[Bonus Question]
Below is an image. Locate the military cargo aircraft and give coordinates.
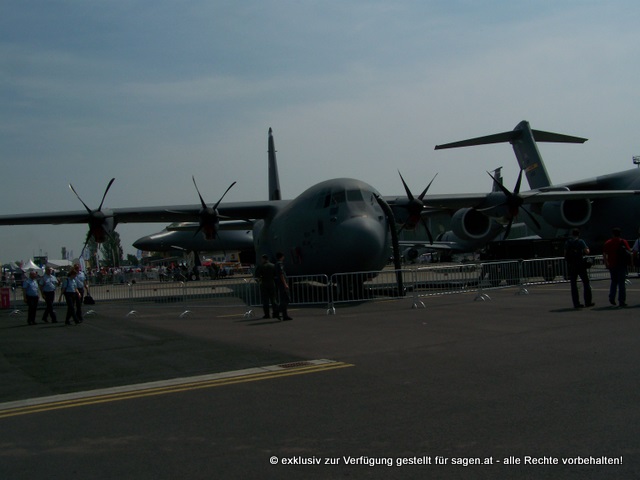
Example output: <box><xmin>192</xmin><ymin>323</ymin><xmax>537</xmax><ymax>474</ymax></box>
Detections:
<box><xmin>0</xmin><ymin>124</ymin><xmax>637</xmax><ymax>278</ymax></box>
<box><xmin>434</xmin><ymin>120</ymin><xmax>640</xmax><ymax>251</ymax></box>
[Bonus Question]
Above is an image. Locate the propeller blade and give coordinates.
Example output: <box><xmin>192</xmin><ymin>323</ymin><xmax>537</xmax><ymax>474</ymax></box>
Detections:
<box><xmin>520</xmin><ymin>206</ymin><xmax>542</xmax><ymax>230</ymax></box>
<box><xmin>69</xmin><ymin>184</ymin><xmax>92</xmax><ymax>214</ymax></box>
<box><xmin>420</xmin><ymin>218</ymin><xmax>434</xmax><ymax>244</ymax></box>
<box><xmin>213</xmin><ymin>181</ymin><xmax>237</xmax><ymax>210</ymax></box>
<box><xmin>192</xmin><ymin>176</ymin><xmax>207</xmax><ymax>209</ymax></box>
<box><xmin>97</xmin><ymin>178</ymin><xmax>115</xmax><ymax>211</ymax></box>
<box><xmin>503</xmin><ymin>218</ymin><xmax>514</xmax><ymax>240</ymax></box>
<box><xmin>513</xmin><ymin>169</ymin><xmax>523</xmax><ymax>195</ymax></box>
<box><xmin>418</xmin><ymin>173</ymin><xmax>438</xmax><ymax>200</ymax></box>
<box><xmin>398</xmin><ymin>171</ymin><xmax>415</xmax><ymax>201</ymax></box>
<box><xmin>80</xmin><ymin>233</ymin><xmax>91</xmax><ymax>259</ymax></box>
<box><xmin>486</xmin><ymin>171</ymin><xmax>511</xmax><ymax>198</ymax></box>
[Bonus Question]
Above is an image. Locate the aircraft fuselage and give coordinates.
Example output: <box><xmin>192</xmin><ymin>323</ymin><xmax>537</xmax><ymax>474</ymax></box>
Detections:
<box><xmin>253</xmin><ymin>178</ymin><xmax>391</xmax><ymax>277</ymax></box>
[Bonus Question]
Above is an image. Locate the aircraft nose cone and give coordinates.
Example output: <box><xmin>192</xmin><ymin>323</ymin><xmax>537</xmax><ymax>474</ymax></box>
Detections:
<box><xmin>133</xmin><ymin>235</ymin><xmax>155</xmax><ymax>251</ymax></box>
<box><xmin>335</xmin><ymin>216</ymin><xmax>388</xmax><ymax>271</ymax></box>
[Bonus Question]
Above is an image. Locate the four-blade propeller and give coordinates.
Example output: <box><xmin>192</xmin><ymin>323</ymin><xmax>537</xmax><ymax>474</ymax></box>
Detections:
<box><xmin>485</xmin><ymin>169</ymin><xmax>541</xmax><ymax>239</ymax></box>
<box><xmin>68</xmin><ymin>178</ymin><xmax>116</xmax><ymax>255</ymax></box>
<box><xmin>192</xmin><ymin>176</ymin><xmax>237</xmax><ymax>240</ymax></box>
<box><xmin>396</xmin><ymin>170</ymin><xmax>437</xmax><ymax>244</ymax></box>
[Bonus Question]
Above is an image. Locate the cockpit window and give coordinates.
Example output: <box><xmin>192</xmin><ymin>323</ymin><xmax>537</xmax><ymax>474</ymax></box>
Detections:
<box><xmin>347</xmin><ymin>189</ymin><xmax>365</xmax><ymax>204</ymax></box>
<box><xmin>318</xmin><ymin>188</ymin><xmax>368</xmax><ymax>210</ymax></box>
<box><xmin>331</xmin><ymin>190</ymin><xmax>346</xmax><ymax>205</ymax></box>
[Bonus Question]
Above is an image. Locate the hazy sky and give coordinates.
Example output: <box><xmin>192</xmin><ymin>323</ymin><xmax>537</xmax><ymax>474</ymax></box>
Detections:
<box><xmin>2</xmin><ymin>0</ymin><xmax>639</xmax><ymax>263</ymax></box>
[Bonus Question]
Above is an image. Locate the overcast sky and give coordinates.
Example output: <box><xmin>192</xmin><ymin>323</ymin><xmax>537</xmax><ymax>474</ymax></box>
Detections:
<box><xmin>2</xmin><ymin>0</ymin><xmax>639</xmax><ymax>263</ymax></box>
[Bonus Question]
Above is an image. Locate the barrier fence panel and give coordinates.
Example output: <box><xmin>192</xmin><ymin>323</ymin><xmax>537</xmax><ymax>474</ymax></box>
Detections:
<box><xmin>85</xmin><ymin>276</ymin><xmax>258</xmax><ymax>316</ymax></box>
<box><xmin>413</xmin><ymin>263</ymin><xmax>482</xmax><ymax>299</ymax></box>
<box><xmin>586</xmin><ymin>255</ymin><xmax>609</xmax><ymax>281</ymax></box>
<box><xmin>330</xmin><ymin>269</ymin><xmax>407</xmax><ymax>307</ymax></box>
<box><xmin>288</xmin><ymin>275</ymin><xmax>331</xmax><ymax>307</ymax></box>
<box><xmin>520</xmin><ymin>257</ymin><xmax>568</xmax><ymax>285</ymax></box>
<box><xmin>519</xmin><ymin>255</ymin><xmax>607</xmax><ymax>287</ymax></box>
<box><xmin>247</xmin><ymin>274</ymin><xmax>331</xmax><ymax>311</ymax></box>
<box><xmin>477</xmin><ymin>260</ymin><xmax>524</xmax><ymax>289</ymax></box>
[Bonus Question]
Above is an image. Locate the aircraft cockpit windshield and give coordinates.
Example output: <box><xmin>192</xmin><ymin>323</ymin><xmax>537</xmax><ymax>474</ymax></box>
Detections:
<box><xmin>318</xmin><ymin>188</ymin><xmax>369</xmax><ymax>212</ymax></box>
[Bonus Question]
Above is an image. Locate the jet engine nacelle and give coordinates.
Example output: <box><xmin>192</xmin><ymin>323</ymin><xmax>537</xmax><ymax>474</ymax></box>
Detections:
<box><xmin>450</xmin><ymin>208</ymin><xmax>493</xmax><ymax>241</ymax></box>
<box><xmin>403</xmin><ymin>247</ymin><xmax>420</xmax><ymax>262</ymax></box>
<box><xmin>540</xmin><ymin>199</ymin><xmax>591</xmax><ymax>229</ymax></box>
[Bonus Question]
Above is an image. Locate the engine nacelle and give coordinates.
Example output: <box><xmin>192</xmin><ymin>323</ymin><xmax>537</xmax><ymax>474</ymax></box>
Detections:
<box><xmin>88</xmin><ymin>212</ymin><xmax>116</xmax><ymax>244</ymax></box>
<box><xmin>450</xmin><ymin>208</ymin><xmax>493</xmax><ymax>241</ymax></box>
<box><xmin>403</xmin><ymin>247</ymin><xmax>420</xmax><ymax>261</ymax></box>
<box><xmin>540</xmin><ymin>199</ymin><xmax>591</xmax><ymax>229</ymax></box>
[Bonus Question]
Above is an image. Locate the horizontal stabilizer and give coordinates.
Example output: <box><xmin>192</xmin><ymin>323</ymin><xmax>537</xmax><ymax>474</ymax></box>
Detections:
<box><xmin>435</xmin><ymin>128</ymin><xmax>587</xmax><ymax>150</ymax></box>
<box><xmin>435</xmin><ymin>131</ymin><xmax>515</xmax><ymax>150</ymax></box>
<box><xmin>530</xmin><ymin>130</ymin><xmax>587</xmax><ymax>144</ymax></box>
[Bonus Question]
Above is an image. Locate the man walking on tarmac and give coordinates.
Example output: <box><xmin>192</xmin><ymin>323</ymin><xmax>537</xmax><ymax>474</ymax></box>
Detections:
<box><xmin>564</xmin><ymin>228</ymin><xmax>594</xmax><ymax>309</ymax></box>
<box><xmin>603</xmin><ymin>227</ymin><xmax>631</xmax><ymax>307</ymax></box>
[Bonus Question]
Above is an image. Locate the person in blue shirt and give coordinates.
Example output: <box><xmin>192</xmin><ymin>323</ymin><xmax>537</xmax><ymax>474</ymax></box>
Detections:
<box><xmin>22</xmin><ymin>270</ymin><xmax>40</xmax><ymax>325</ymax></box>
<box><xmin>59</xmin><ymin>270</ymin><xmax>81</xmax><ymax>325</ymax></box>
<box><xmin>73</xmin><ymin>264</ymin><xmax>88</xmax><ymax>322</ymax></box>
<box><xmin>38</xmin><ymin>266</ymin><xmax>59</xmax><ymax>323</ymax></box>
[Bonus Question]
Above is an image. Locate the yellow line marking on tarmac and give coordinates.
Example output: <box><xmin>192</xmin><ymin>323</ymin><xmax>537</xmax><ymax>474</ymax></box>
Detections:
<box><xmin>0</xmin><ymin>360</ymin><xmax>353</xmax><ymax>419</ymax></box>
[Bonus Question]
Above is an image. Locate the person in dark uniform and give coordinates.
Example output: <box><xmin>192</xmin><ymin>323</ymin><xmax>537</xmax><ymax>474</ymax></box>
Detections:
<box><xmin>39</xmin><ymin>266</ymin><xmax>59</xmax><ymax>323</ymax></box>
<box><xmin>254</xmin><ymin>254</ymin><xmax>277</xmax><ymax>319</ymax></box>
<box><xmin>564</xmin><ymin>228</ymin><xmax>594</xmax><ymax>309</ymax></box>
<box><xmin>274</xmin><ymin>252</ymin><xmax>292</xmax><ymax>321</ymax></box>
<box><xmin>22</xmin><ymin>270</ymin><xmax>40</xmax><ymax>325</ymax></box>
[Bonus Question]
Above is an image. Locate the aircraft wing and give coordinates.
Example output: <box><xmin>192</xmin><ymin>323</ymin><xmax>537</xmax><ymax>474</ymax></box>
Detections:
<box><xmin>115</xmin><ymin>201</ymin><xmax>283</xmax><ymax>223</ymax></box>
<box><xmin>0</xmin><ymin>210</ymin><xmax>90</xmax><ymax>226</ymax></box>
<box><xmin>2</xmin><ymin>189</ymin><xmax>637</xmax><ymax>227</ymax></box>
<box><xmin>0</xmin><ymin>201</ymin><xmax>283</xmax><ymax>226</ymax></box>
<box><xmin>384</xmin><ymin>189</ymin><xmax>640</xmax><ymax>210</ymax></box>
<box><xmin>518</xmin><ymin>189</ymin><xmax>640</xmax><ymax>203</ymax></box>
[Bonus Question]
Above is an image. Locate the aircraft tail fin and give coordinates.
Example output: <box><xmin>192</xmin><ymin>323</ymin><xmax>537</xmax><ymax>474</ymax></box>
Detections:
<box><xmin>435</xmin><ymin>120</ymin><xmax>587</xmax><ymax>190</ymax></box>
<box><xmin>490</xmin><ymin>167</ymin><xmax>503</xmax><ymax>193</ymax></box>
<box><xmin>268</xmin><ymin>128</ymin><xmax>281</xmax><ymax>201</ymax></box>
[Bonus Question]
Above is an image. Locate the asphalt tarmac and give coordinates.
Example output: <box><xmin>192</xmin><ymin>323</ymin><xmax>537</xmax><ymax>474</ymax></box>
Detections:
<box><xmin>1</xmin><ymin>281</ymin><xmax>639</xmax><ymax>479</ymax></box>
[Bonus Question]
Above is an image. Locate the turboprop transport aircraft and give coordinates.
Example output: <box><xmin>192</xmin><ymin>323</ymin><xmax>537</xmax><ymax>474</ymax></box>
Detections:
<box><xmin>0</xmin><ymin>124</ymin><xmax>638</xmax><ymax>278</ymax></box>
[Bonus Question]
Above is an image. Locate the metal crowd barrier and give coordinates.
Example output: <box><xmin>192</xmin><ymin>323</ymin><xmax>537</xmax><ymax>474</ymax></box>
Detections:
<box><xmin>245</xmin><ymin>274</ymin><xmax>331</xmax><ymax>317</ymax></box>
<box><xmin>2</xmin><ymin>256</ymin><xmax>617</xmax><ymax>317</ymax></box>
